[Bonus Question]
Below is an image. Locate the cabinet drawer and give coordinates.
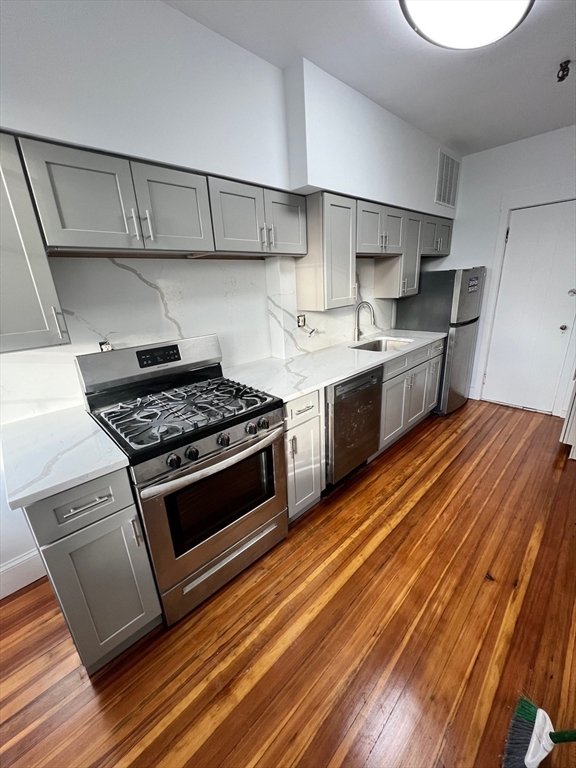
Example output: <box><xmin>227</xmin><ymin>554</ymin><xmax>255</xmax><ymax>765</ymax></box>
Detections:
<box><xmin>430</xmin><ymin>339</ymin><xmax>445</xmax><ymax>357</ymax></box>
<box><xmin>409</xmin><ymin>344</ymin><xmax>432</xmax><ymax>367</ymax></box>
<box><xmin>383</xmin><ymin>353</ymin><xmax>409</xmax><ymax>381</ymax></box>
<box><xmin>25</xmin><ymin>469</ymin><xmax>134</xmax><ymax>546</ymax></box>
<box><xmin>285</xmin><ymin>391</ymin><xmax>320</xmax><ymax>429</ymax></box>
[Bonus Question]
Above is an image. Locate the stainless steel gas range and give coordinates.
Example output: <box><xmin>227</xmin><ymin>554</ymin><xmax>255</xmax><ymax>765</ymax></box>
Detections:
<box><xmin>76</xmin><ymin>335</ymin><xmax>287</xmax><ymax>625</ymax></box>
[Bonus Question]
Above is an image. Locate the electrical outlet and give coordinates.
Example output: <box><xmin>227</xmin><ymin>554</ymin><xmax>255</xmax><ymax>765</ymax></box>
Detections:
<box><xmin>297</xmin><ymin>314</ymin><xmax>306</xmax><ymax>328</ymax></box>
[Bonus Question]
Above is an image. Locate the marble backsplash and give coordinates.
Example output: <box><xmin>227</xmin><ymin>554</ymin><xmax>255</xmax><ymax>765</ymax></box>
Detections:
<box><xmin>0</xmin><ymin>256</ymin><xmax>393</xmax><ymax>425</ymax></box>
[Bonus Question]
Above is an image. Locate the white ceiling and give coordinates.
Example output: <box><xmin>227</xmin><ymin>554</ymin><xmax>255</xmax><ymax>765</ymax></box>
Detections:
<box><xmin>163</xmin><ymin>0</ymin><xmax>576</xmax><ymax>156</ymax></box>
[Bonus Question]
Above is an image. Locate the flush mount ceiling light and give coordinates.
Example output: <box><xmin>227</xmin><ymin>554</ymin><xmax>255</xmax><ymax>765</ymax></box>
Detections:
<box><xmin>400</xmin><ymin>0</ymin><xmax>535</xmax><ymax>49</ymax></box>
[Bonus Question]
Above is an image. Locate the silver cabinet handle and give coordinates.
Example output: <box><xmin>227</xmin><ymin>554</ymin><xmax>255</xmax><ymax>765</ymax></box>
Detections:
<box><xmin>130</xmin><ymin>517</ymin><xmax>142</xmax><ymax>547</ymax></box>
<box><xmin>130</xmin><ymin>208</ymin><xmax>141</xmax><ymax>241</ymax></box>
<box><xmin>383</xmin><ymin>231</ymin><xmax>389</xmax><ymax>251</ymax></box>
<box><xmin>439</xmin><ymin>237</ymin><xmax>443</xmax><ymax>251</ymax></box>
<box><xmin>380</xmin><ymin>232</ymin><xmax>384</xmax><ymax>249</ymax></box>
<box><xmin>402</xmin><ymin>278</ymin><xmax>408</xmax><ymax>294</ymax></box>
<box><xmin>405</xmin><ymin>376</ymin><xmax>411</xmax><ymax>390</ymax></box>
<box><xmin>261</xmin><ymin>225</ymin><xmax>268</xmax><ymax>250</ymax></box>
<box><xmin>292</xmin><ymin>435</ymin><xmax>297</xmax><ymax>455</ymax></box>
<box><xmin>63</xmin><ymin>495</ymin><xmax>111</xmax><ymax>519</ymax></box>
<box><xmin>268</xmin><ymin>225</ymin><xmax>275</xmax><ymax>248</ymax></box>
<box><xmin>295</xmin><ymin>403</ymin><xmax>314</xmax><ymax>416</ymax></box>
<box><xmin>145</xmin><ymin>209</ymin><xmax>155</xmax><ymax>241</ymax></box>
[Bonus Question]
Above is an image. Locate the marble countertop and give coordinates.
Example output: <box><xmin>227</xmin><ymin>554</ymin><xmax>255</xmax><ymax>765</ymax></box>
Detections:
<box><xmin>1</xmin><ymin>406</ymin><xmax>128</xmax><ymax>510</ymax></box>
<box><xmin>225</xmin><ymin>329</ymin><xmax>446</xmax><ymax>403</ymax></box>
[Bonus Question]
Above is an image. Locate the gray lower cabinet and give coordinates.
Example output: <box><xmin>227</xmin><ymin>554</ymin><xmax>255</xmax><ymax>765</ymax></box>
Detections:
<box><xmin>284</xmin><ymin>391</ymin><xmax>323</xmax><ymax>521</ymax></box>
<box><xmin>421</xmin><ymin>215</ymin><xmax>453</xmax><ymax>256</ymax></box>
<box><xmin>296</xmin><ymin>192</ymin><xmax>357</xmax><ymax>310</ymax></box>
<box><xmin>131</xmin><ymin>162</ymin><xmax>214</xmax><ymax>252</ymax></box>
<box><xmin>0</xmin><ymin>133</ymin><xmax>69</xmax><ymax>353</ymax></box>
<box><xmin>285</xmin><ymin>416</ymin><xmax>323</xmax><ymax>521</ymax></box>
<box><xmin>426</xmin><ymin>356</ymin><xmax>442</xmax><ymax>412</ymax></box>
<box><xmin>209</xmin><ymin>178</ymin><xmax>307</xmax><ymax>255</ymax></box>
<box><xmin>373</xmin><ymin>212</ymin><xmax>422</xmax><ymax>298</ymax></box>
<box><xmin>19</xmin><ymin>138</ymin><xmax>142</xmax><ymax>250</ymax></box>
<box><xmin>40</xmin><ymin>504</ymin><xmax>161</xmax><ymax>674</ymax></box>
<box><xmin>380</xmin><ymin>350</ymin><xmax>443</xmax><ymax>450</ymax></box>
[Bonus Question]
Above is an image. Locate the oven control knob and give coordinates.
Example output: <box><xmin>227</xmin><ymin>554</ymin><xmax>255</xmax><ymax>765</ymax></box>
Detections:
<box><xmin>185</xmin><ymin>446</ymin><xmax>199</xmax><ymax>461</ymax></box>
<box><xmin>245</xmin><ymin>422</ymin><xmax>258</xmax><ymax>435</ymax></box>
<box><xmin>166</xmin><ymin>453</ymin><xmax>181</xmax><ymax>470</ymax></box>
<box><xmin>217</xmin><ymin>433</ymin><xmax>231</xmax><ymax>448</ymax></box>
<box><xmin>258</xmin><ymin>416</ymin><xmax>270</xmax><ymax>430</ymax></box>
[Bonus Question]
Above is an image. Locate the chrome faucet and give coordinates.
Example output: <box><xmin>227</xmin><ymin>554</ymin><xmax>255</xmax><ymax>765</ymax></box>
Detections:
<box><xmin>354</xmin><ymin>301</ymin><xmax>376</xmax><ymax>342</ymax></box>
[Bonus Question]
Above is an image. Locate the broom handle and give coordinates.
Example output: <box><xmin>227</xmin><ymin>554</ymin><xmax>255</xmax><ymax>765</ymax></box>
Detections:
<box><xmin>550</xmin><ymin>730</ymin><xmax>576</xmax><ymax>743</ymax></box>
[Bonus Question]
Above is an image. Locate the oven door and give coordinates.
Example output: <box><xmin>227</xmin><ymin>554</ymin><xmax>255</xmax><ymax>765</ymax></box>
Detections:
<box><xmin>137</xmin><ymin>427</ymin><xmax>287</xmax><ymax>594</ymax></box>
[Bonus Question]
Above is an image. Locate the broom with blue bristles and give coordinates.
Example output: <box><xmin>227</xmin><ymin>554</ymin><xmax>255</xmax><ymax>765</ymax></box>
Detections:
<box><xmin>502</xmin><ymin>696</ymin><xmax>576</xmax><ymax>767</ymax></box>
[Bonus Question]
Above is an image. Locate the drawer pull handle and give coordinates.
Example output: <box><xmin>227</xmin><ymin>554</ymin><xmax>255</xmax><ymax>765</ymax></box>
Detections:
<box><xmin>63</xmin><ymin>495</ymin><xmax>111</xmax><ymax>519</ymax></box>
<box><xmin>295</xmin><ymin>404</ymin><xmax>314</xmax><ymax>416</ymax></box>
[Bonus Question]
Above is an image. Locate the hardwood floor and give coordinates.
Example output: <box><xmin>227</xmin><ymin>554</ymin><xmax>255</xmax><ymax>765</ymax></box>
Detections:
<box><xmin>1</xmin><ymin>401</ymin><xmax>574</xmax><ymax>768</ymax></box>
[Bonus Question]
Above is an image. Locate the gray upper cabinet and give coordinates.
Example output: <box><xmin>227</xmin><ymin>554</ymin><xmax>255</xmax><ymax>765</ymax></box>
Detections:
<box><xmin>421</xmin><ymin>215</ymin><xmax>453</xmax><ymax>256</ymax></box>
<box><xmin>356</xmin><ymin>201</ymin><xmax>406</xmax><ymax>255</ymax></box>
<box><xmin>209</xmin><ymin>177</ymin><xmax>267</xmax><ymax>253</ymax></box>
<box><xmin>131</xmin><ymin>163</ymin><xmax>214</xmax><ymax>252</ymax></box>
<box><xmin>373</xmin><ymin>212</ymin><xmax>422</xmax><ymax>299</ymax></box>
<box><xmin>356</xmin><ymin>200</ymin><xmax>383</xmax><ymax>254</ymax></box>
<box><xmin>295</xmin><ymin>192</ymin><xmax>356</xmax><ymax>311</ymax></box>
<box><xmin>0</xmin><ymin>133</ymin><xmax>69</xmax><ymax>353</ymax></box>
<box><xmin>19</xmin><ymin>138</ymin><xmax>142</xmax><ymax>250</ymax></box>
<box><xmin>209</xmin><ymin>178</ymin><xmax>306</xmax><ymax>255</ymax></box>
<box><xmin>264</xmin><ymin>189</ymin><xmax>307</xmax><ymax>255</ymax></box>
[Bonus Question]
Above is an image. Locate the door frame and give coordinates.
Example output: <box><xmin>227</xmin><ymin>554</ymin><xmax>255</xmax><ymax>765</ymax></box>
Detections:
<box><xmin>478</xmin><ymin>185</ymin><xmax>576</xmax><ymax>414</ymax></box>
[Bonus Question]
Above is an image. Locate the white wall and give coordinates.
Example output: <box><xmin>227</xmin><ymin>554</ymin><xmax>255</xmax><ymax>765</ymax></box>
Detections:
<box><xmin>285</xmin><ymin>59</ymin><xmax>460</xmax><ymax>216</ymax></box>
<box><xmin>0</xmin><ymin>0</ymin><xmax>290</xmax><ymax>189</ymax></box>
<box><xmin>423</xmin><ymin>125</ymin><xmax>576</xmax><ymax>398</ymax></box>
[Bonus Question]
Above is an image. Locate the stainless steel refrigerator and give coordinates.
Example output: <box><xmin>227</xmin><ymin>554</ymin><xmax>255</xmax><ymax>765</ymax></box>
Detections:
<box><xmin>395</xmin><ymin>267</ymin><xmax>486</xmax><ymax>415</ymax></box>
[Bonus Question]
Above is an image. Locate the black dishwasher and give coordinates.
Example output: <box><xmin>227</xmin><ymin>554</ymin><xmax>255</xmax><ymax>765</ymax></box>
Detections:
<box><xmin>326</xmin><ymin>367</ymin><xmax>383</xmax><ymax>484</ymax></box>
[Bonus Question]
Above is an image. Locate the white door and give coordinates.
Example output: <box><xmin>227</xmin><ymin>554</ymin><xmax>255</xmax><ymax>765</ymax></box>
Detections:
<box><xmin>483</xmin><ymin>200</ymin><xmax>576</xmax><ymax>414</ymax></box>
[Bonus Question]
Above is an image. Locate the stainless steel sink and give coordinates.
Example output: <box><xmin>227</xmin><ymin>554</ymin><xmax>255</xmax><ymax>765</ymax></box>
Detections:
<box><xmin>350</xmin><ymin>337</ymin><xmax>413</xmax><ymax>352</ymax></box>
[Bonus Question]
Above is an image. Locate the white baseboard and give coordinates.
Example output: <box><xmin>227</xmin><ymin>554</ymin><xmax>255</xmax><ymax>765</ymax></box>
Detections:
<box><xmin>0</xmin><ymin>549</ymin><xmax>46</xmax><ymax>600</ymax></box>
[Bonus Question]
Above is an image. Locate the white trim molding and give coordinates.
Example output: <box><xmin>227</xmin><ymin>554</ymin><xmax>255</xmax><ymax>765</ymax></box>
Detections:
<box><xmin>0</xmin><ymin>548</ymin><xmax>45</xmax><ymax>600</ymax></box>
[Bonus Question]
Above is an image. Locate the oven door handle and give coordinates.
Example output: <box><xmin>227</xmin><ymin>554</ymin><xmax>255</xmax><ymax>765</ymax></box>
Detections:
<box><xmin>139</xmin><ymin>427</ymin><xmax>284</xmax><ymax>501</ymax></box>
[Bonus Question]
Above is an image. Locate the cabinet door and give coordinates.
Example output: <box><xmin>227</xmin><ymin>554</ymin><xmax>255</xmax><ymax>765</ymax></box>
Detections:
<box><xmin>324</xmin><ymin>193</ymin><xmax>357</xmax><ymax>309</ymax></box>
<box><xmin>426</xmin><ymin>356</ymin><xmax>442</xmax><ymax>411</ymax></box>
<box><xmin>19</xmin><ymin>139</ymin><xmax>141</xmax><ymax>250</ymax></box>
<box><xmin>131</xmin><ymin>163</ymin><xmax>214</xmax><ymax>252</ymax></box>
<box><xmin>436</xmin><ymin>220</ymin><xmax>452</xmax><ymax>256</ymax></box>
<box><xmin>41</xmin><ymin>505</ymin><xmax>161</xmax><ymax>672</ymax></box>
<box><xmin>209</xmin><ymin>177</ymin><xmax>266</xmax><ymax>253</ymax></box>
<box><xmin>356</xmin><ymin>200</ymin><xmax>383</xmax><ymax>254</ymax></box>
<box><xmin>285</xmin><ymin>417</ymin><xmax>322</xmax><ymax>521</ymax></box>
<box><xmin>381</xmin><ymin>205</ymin><xmax>406</xmax><ymax>255</ymax></box>
<box><xmin>380</xmin><ymin>374</ymin><xmax>408</xmax><ymax>449</ymax></box>
<box><xmin>0</xmin><ymin>134</ymin><xmax>69</xmax><ymax>353</ymax></box>
<box><xmin>420</xmin><ymin>216</ymin><xmax>439</xmax><ymax>256</ymax></box>
<box><xmin>264</xmin><ymin>189</ymin><xmax>307</xmax><ymax>255</ymax></box>
<box><xmin>406</xmin><ymin>361</ymin><xmax>430</xmax><ymax>426</ymax></box>
<box><xmin>400</xmin><ymin>212</ymin><xmax>423</xmax><ymax>296</ymax></box>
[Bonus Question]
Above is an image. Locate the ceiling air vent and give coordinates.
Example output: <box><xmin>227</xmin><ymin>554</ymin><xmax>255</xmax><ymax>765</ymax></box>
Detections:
<box><xmin>435</xmin><ymin>151</ymin><xmax>460</xmax><ymax>208</ymax></box>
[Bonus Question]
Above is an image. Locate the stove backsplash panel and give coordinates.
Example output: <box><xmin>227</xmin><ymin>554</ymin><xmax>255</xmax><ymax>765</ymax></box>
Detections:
<box><xmin>0</xmin><ymin>257</ymin><xmax>272</xmax><ymax>425</ymax></box>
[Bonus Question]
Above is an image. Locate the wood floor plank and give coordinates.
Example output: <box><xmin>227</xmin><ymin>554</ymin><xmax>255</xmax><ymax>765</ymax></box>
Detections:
<box><xmin>1</xmin><ymin>401</ymin><xmax>574</xmax><ymax>768</ymax></box>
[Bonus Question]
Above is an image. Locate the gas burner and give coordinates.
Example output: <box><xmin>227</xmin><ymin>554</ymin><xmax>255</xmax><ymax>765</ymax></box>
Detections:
<box><xmin>98</xmin><ymin>377</ymin><xmax>274</xmax><ymax>450</ymax></box>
